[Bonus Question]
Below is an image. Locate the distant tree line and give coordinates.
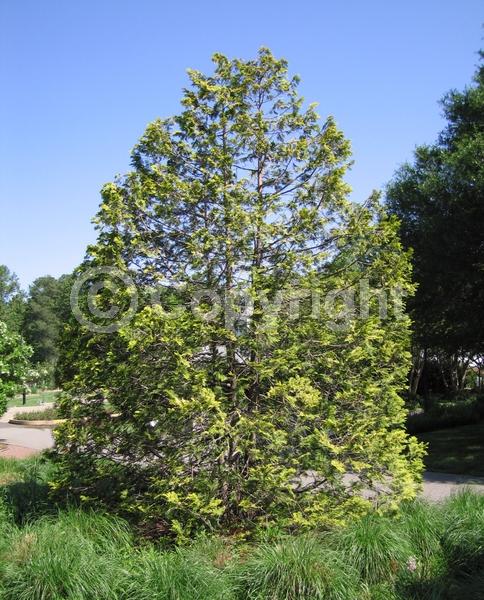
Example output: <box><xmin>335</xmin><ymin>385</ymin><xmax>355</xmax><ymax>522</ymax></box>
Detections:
<box><xmin>0</xmin><ymin>265</ymin><xmax>72</xmax><ymax>392</ymax></box>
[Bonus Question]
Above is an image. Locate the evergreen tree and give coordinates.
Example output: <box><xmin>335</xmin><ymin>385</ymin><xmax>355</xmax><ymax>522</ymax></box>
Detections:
<box><xmin>387</xmin><ymin>53</ymin><xmax>484</xmax><ymax>394</ymax></box>
<box><xmin>22</xmin><ymin>274</ymin><xmax>72</xmax><ymax>366</ymax></box>
<box><xmin>54</xmin><ymin>49</ymin><xmax>424</xmax><ymax>538</ymax></box>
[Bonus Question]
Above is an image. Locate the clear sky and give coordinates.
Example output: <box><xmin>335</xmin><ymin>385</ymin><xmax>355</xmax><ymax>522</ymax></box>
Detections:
<box><xmin>1</xmin><ymin>0</ymin><xmax>482</xmax><ymax>289</ymax></box>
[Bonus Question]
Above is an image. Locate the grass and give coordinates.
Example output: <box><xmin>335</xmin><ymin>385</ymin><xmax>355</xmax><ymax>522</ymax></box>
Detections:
<box><xmin>235</xmin><ymin>536</ymin><xmax>359</xmax><ymax>600</ymax></box>
<box><xmin>12</xmin><ymin>407</ymin><xmax>59</xmax><ymax>421</ymax></box>
<box><xmin>418</xmin><ymin>420</ymin><xmax>484</xmax><ymax>476</ymax></box>
<box><xmin>7</xmin><ymin>390</ymin><xmax>59</xmax><ymax>409</ymax></box>
<box><xmin>0</xmin><ymin>455</ymin><xmax>484</xmax><ymax>599</ymax></box>
<box><xmin>333</xmin><ymin>512</ymin><xmax>413</xmax><ymax>585</ymax></box>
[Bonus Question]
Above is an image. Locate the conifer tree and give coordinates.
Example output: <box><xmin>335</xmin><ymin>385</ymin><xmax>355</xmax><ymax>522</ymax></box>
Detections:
<box><xmin>54</xmin><ymin>49</ymin><xmax>424</xmax><ymax>538</ymax></box>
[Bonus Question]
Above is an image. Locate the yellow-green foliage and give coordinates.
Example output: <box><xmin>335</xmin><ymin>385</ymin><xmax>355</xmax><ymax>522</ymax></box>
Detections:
<box><xmin>53</xmin><ymin>49</ymin><xmax>424</xmax><ymax>538</ymax></box>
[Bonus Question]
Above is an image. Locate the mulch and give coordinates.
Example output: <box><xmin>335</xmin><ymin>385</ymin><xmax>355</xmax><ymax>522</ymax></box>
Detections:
<box><xmin>0</xmin><ymin>444</ymin><xmax>41</xmax><ymax>459</ymax></box>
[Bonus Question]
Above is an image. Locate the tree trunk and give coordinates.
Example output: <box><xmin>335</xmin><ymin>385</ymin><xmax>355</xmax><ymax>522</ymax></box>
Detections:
<box><xmin>409</xmin><ymin>347</ymin><xmax>426</xmax><ymax>396</ymax></box>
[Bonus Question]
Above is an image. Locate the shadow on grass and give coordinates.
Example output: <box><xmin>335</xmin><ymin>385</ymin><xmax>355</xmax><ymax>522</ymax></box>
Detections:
<box><xmin>0</xmin><ymin>457</ymin><xmax>61</xmax><ymax>525</ymax></box>
<box><xmin>418</xmin><ymin>421</ymin><xmax>484</xmax><ymax>477</ymax></box>
<box><xmin>398</xmin><ymin>574</ymin><xmax>484</xmax><ymax>600</ymax></box>
<box><xmin>3</xmin><ymin>479</ymin><xmax>53</xmax><ymax>525</ymax></box>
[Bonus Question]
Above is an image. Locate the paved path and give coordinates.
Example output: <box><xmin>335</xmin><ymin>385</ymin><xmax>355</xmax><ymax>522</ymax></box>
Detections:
<box><xmin>0</xmin><ymin>403</ymin><xmax>55</xmax><ymax>458</ymax></box>
<box><xmin>0</xmin><ymin>422</ymin><xmax>54</xmax><ymax>453</ymax></box>
<box><xmin>422</xmin><ymin>471</ymin><xmax>484</xmax><ymax>501</ymax></box>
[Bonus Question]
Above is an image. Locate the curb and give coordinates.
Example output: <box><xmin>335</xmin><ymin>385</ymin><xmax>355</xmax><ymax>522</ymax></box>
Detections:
<box><xmin>8</xmin><ymin>419</ymin><xmax>65</xmax><ymax>428</ymax></box>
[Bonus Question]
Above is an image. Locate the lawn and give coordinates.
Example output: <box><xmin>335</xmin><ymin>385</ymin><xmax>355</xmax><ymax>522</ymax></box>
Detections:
<box><xmin>418</xmin><ymin>420</ymin><xmax>484</xmax><ymax>477</ymax></box>
<box><xmin>7</xmin><ymin>389</ymin><xmax>59</xmax><ymax>408</ymax></box>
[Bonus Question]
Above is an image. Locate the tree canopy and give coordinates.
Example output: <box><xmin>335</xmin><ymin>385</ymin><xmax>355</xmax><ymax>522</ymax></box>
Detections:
<box><xmin>0</xmin><ymin>265</ymin><xmax>25</xmax><ymax>335</ymax></box>
<box><xmin>386</xmin><ymin>53</ymin><xmax>484</xmax><ymax>393</ymax></box>
<box><xmin>53</xmin><ymin>49</ymin><xmax>424</xmax><ymax>538</ymax></box>
<box><xmin>22</xmin><ymin>274</ymin><xmax>73</xmax><ymax>366</ymax></box>
<box><xmin>0</xmin><ymin>321</ymin><xmax>32</xmax><ymax>415</ymax></box>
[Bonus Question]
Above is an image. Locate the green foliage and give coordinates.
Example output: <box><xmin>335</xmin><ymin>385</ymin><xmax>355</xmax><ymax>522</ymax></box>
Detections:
<box><xmin>54</xmin><ymin>48</ymin><xmax>424</xmax><ymax>537</ymax></box>
<box><xmin>13</xmin><ymin>407</ymin><xmax>59</xmax><ymax>421</ymax></box>
<box><xmin>333</xmin><ymin>513</ymin><xmax>413</xmax><ymax>585</ymax></box>
<box><xmin>387</xmin><ymin>54</ymin><xmax>484</xmax><ymax>394</ymax></box>
<box><xmin>0</xmin><ymin>265</ymin><xmax>25</xmax><ymax>335</ymax></box>
<box><xmin>407</xmin><ymin>394</ymin><xmax>484</xmax><ymax>434</ymax></box>
<box><xmin>233</xmin><ymin>535</ymin><xmax>359</xmax><ymax>600</ymax></box>
<box><xmin>441</xmin><ymin>490</ymin><xmax>484</xmax><ymax>575</ymax></box>
<box><xmin>0</xmin><ymin>459</ymin><xmax>484</xmax><ymax>599</ymax></box>
<box><xmin>0</xmin><ymin>512</ymin><xmax>132</xmax><ymax>600</ymax></box>
<box><xmin>126</xmin><ymin>540</ymin><xmax>236</xmax><ymax>600</ymax></box>
<box><xmin>22</xmin><ymin>274</ymin><xmax>73</xmax><ymax>367</ymax></box>
<box><xmin>0</xmin><ymin>321</ymin><xmax>32</xmax><ymax>415</ymax></box>
<box><xmin>399</xmin><ymin>500</ymin><xmax>445</xmax><ymax>575</ymax></box>
<box><xmin>0</xmin><ymin>456</ymin><xmax>55</xmax><ymax>525</ymax></box>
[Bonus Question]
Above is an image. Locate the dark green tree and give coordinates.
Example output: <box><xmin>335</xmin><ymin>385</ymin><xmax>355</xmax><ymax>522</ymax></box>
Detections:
<box><xmin>53</xmin><ymin>49</ymin><xmax>424</xmax><ymax>538</ymax></box>
<box><xmin>22</xmin><ymin>274</ymin><xmax>73</xmax><ymax>366</ymax></box>
<box><xmin>387</xmin><ymin>53</ymin><xmax>484</xmax><ymax>394</ymax></box>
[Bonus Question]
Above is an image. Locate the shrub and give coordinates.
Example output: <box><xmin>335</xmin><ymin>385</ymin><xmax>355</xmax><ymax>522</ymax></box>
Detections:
<box><xmin>13</xmin><ymin>407</ymin><xmax>59</xmax><ymax>421</ymax></box>
<box><xmin>53</xmin><ymin>48</ymin><xmax>424</xmax><ymax>538</ymax></box>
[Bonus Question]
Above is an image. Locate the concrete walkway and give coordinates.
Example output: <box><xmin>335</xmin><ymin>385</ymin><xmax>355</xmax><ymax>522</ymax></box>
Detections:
<box><xmin>0</xmin><ymin>422</ymin><xmax>54</xmax><ymax>452</ymax></box>
<box><xmin>0</xmin><ymin>403</ymin><xmax>55</xmax><ymax>458</ymax></box>
<box><xmin>422</xmin><ymin>471</ymin><xmax>484</xmax><ymax>501</ymax></box>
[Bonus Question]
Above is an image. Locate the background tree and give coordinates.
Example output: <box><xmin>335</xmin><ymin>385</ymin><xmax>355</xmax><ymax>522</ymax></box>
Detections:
<box><xmin>22</xmin><ymin>274</ymin><xmax>72</xmax><ymax>367</ymax></box>
<box><xmin>386</xmin><ymin>53</ymin><xmax>484</xmax><ymax>395</ymax></box>
<box><xmin>0</xmin><ymin>321</ymin><xmax>32</xmax><ymax>415</ymax></box>
<box><xmin>0</xmin><ymin>265</ymin><xmax>25</xmax><ymax>335</ymax></box>
<box><xmin>54</xmin><ymin>49</ymin><xmax>424</xmax><ymax>538</ymax></box>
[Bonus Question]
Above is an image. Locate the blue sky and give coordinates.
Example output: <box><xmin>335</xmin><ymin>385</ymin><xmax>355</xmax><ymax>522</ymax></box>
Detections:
<box><xmin>1</xmin><ymin>0</ymin><xmax>482</xmax><ymax>288</ymax></box>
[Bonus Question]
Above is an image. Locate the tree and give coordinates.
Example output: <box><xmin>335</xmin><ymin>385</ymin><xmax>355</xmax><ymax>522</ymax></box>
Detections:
<box><xmin>0</xmin><ymin>265</ymin><xmax>25</xmax><ymax>334</ymax></box>
<box><xmin>386</xmin><ymin>53</ymin><xmax>484</xmax><ymax>394</ymax></box>
<box><xmin>22</xmin><ymin>274</ymin><xmax>72</xmax><ymax>366</ymax></box>
<box><xmin>53</xmin><ymin>49</ymin><xmax>424</xmax><ymax>538</ymax></box>
<box><xmin>0</xmin><ymin>321</ymin><xmax>32</xmax><ymax>415</ymax></box>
